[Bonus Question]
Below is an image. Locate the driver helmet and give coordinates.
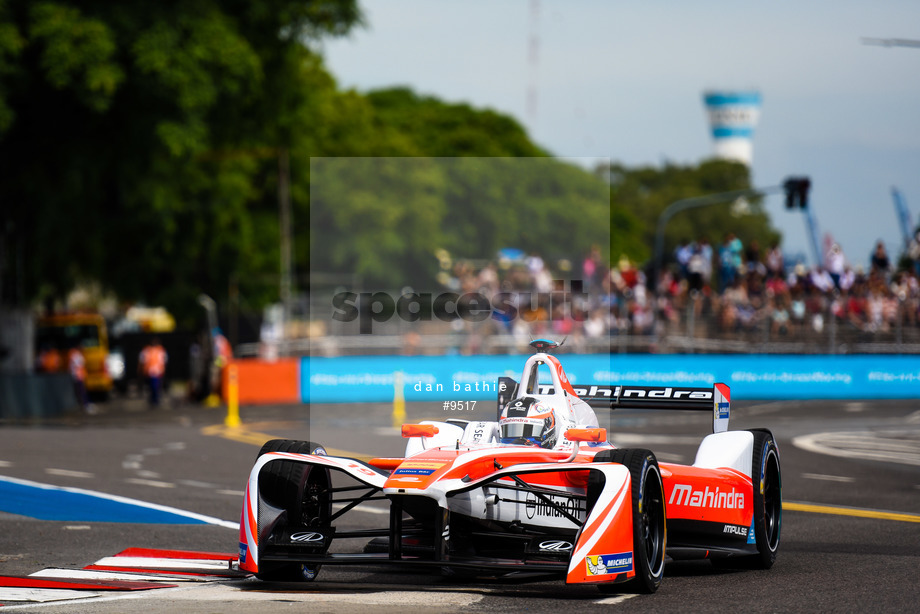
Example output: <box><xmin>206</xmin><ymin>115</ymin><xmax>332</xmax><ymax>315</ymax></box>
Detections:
<box><xmin>499</xmin><ymin>396</ymin><xmax>558</xmax><ymax>448</ymax></box>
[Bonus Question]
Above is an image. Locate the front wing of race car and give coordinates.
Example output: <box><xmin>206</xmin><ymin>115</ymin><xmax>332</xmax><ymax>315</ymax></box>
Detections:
<box><xmin>238</xmin><ymin>448</ymin><xmax>643</xmax><ymax>586</ymax></box>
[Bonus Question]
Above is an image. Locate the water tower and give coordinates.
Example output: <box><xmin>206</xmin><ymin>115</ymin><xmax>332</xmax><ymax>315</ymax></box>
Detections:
<box><xmin>703</xmin><ymin>91</ymin><xmax>762</xmax><ymax>165</ymax></box>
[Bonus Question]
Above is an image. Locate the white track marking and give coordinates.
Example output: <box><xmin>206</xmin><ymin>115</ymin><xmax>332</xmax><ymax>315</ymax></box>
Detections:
<box><xmin>178</xmin><ymin>479</ymin><xmax>220</xmax><ymax>489</ymax></box>
<box><xmin>802</xmin><ymin>473</ymin><xmax>855</xmax><ymax>482</ymax></box>
<box><xmin>793</xmin><ymin>429</ymin><xmax>920</xmax><ymax>466</ymax></box>
<box><xmin>0</xmin><ymin>460</ymin><xmax>12</xmax><ymax>467</ymax></box>
<box><xmin>90</xmin><ymin>556</ymin><xmax>234</xmax><ymax>571</ymax></box>
<box><xmin>125</xmin><ymin>478</ymin><xmax>175</xmax><ymax>489</ymax></box>
<box><xmin>216</xmin><ymin>489</ymin><xmax>245</xmax><ymax>497</ymax></box>
<box><xmin>32</xmin><ymin>568</ymin><xmax>191</xmax><ymax>582</ymax></box>
<box><xmin>0</xmin><ymin>587</ymin><xmax>103</xmax><ymax>603</ymax></box>
<box><xmin>44</xmin><ymin>468</ymin><xmax>94</xmax><ymax>479</ymax></box>
<box><xmin>62</xmin><ymin>525</ymin><xmax>91</xmax><ymax>530</ymax></box>
<box><xmin>596</xmin><ymin>593</ymin><xmax>639</xmax><ymax>605</ymax></box>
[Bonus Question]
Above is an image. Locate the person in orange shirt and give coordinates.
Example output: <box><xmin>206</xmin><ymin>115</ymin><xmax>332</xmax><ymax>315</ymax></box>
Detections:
<box><xmin>37</xmin><ymin>343</ymin><xmax>62</xmax><ymax>373</ymax></box>
<box><xmin>138</xmin><ymin>338</ymin><xmax>168</xmax><ymax>408</ymax></box>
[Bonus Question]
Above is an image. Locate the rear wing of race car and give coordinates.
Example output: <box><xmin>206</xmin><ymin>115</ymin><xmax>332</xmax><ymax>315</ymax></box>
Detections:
<box><xmin>498</xmin><ymin>377</ymin><xmax>731</xmax><ymax>434</ymax></box>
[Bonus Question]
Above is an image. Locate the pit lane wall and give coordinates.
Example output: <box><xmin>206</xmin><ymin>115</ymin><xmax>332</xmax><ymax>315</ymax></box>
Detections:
<box><xmin>242</xmin><ymin>354</ymin><xmax>919</xmax><ymax>404</ymax></box>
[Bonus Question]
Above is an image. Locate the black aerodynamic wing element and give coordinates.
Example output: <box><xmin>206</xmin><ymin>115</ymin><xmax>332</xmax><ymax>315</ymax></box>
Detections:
<box><xmin>497</xmin><ymin>379</ymin><xmax>731</xmax><ymax>434</ymax></box>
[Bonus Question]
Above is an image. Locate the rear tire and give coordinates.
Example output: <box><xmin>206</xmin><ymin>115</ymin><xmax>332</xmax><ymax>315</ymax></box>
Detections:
<box><xmin>255</xmin><ymin>439</ymin><xmax>330</xmax><ymax>582</ymax></box>
<box><xmin>593</xmin><ymin>448</ymin><xmax>666</xmax><ymax>594</ymax></box>
<box><xmin>748</xmin><ymin>429</ymin><xmax>781</xmax><ymax>569</ymax></box>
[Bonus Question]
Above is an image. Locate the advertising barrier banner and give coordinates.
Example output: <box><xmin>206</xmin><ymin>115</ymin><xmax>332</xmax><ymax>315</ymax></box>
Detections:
<box><xmin>302</xmin><ymin>354</ymin><xmax>920</xmax><ymax>403</ymax></box>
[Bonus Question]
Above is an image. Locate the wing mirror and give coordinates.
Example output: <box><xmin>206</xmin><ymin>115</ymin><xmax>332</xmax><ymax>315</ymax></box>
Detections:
<box><xmin>565</xmin><ymin>428</ymin><xmax>607</xmax><ymax>443</ymax></box>
<box><xmin>401</xmin><ymin>424</ymin><xmax>439</xmax><ymax>438</ymax></box>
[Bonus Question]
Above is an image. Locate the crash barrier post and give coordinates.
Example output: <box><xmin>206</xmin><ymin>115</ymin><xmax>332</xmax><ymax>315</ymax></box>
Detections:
<box><xmin>225</xmin><ymin>363</ymin><xmax>241</xmax><ymax>428</ymax></box>
<box><xmin>221</xmin><ymin>358</ymin><xmax>300</xmax><ymax>405</ymax></box>
<box><xmin>392</xmin><ymin>371</ymin><xmax>406</xmax><ymax>428</ymax></box>
<box><xmin>0</xmin><ymin>373</ymin><xmax>78</xmax><ymax>418</ymax></box>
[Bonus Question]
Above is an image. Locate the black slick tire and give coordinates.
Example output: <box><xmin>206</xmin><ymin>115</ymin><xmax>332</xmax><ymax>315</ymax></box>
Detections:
<box><xmin>593</xmin><ymin>448</ymin><xmax>667</xmax><ymax>594</ymax></box>
<box><xmin>748</xmin><ymin>429</ymin><xmax>782</xmax><ymax>569</ymax></box>
<box><xmin>255</xmin><ymin>439</ymin><xmax>330</xmax><ymax>581</ymax></box>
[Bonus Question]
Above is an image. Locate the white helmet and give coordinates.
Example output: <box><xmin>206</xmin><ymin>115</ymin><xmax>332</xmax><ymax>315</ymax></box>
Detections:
<box><xmin>499</xmin><ymin>396</ymin><xmax>559</xmax><ymax>448</ymax></box>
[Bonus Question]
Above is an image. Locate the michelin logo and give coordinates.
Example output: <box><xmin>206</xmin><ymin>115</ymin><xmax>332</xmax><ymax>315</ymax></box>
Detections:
<box><xmin>586</xmin><ymin>552</ymin><xmax>633</xmax><ymax>575</ymax></box>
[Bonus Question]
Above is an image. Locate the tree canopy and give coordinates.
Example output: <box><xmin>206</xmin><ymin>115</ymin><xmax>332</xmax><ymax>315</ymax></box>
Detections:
<box><xmin>0</xmin><ymin>0</ymin><xmax>361</xmax><ymax>318</ymax></box>
<box><xmin>0</xmin><ymin>0</ymin><xmax>782</xmax><ymax>325</ymax></box>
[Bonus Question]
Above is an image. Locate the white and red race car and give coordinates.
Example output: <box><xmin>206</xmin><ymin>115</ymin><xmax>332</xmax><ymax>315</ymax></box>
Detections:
<box><xmin>238</xmin><ymin>340</ymin><xmax>781</xmax><ymax>593</ymax></box>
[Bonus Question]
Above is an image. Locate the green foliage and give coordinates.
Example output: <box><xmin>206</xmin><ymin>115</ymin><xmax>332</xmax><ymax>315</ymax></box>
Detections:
<box><xmin>309</xmin><ymin>156</ymin><xmax>612</xmax><ymax>289</ymax></box>
<box><xmin>0</xmin><ymin>0</ymin><xmax>361</xmax><ymax>323</ymax></box>
<box><xmin>0</xmin><ymin>0</ymin><xmax>782</xmax><ymax>327</ymax></box>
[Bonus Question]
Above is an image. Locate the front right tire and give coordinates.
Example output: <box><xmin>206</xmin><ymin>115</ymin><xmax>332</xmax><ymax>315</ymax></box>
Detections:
<box><xmin>593</xmin><ymin>448</ymin><xmax>666</xmax><ymax>594</ymax></box>
<box><xmin>748</xmin><ymin>429</ymin><xmax>782</xmax><ymax>569</ymax></box>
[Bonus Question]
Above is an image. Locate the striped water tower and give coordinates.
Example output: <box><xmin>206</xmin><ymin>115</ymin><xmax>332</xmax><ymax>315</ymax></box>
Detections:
<box><xmin>703</xmin><ymin>91</ymin><xmax>762</xmax><ymax>165</ymax></box>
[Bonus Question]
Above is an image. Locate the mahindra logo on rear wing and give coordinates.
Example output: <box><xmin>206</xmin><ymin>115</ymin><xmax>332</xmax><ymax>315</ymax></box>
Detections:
<box><xmin>537</xmin><ymin>384</ymin><xmax>713</xmax><ymax>401</ymax></box>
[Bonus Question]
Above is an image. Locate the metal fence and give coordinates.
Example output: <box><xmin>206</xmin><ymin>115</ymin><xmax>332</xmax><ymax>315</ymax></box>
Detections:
<box><xmin>236</xmin><ymin>289</ymin><xmax>920</xmax><ymax>358</ymax></box>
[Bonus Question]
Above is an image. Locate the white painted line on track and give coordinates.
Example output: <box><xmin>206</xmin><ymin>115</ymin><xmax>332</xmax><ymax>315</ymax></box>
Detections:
<box><xmin>91</xmin><ymin>556</ymin><xmax>234</xmax><ymax>571</ymax></box>
<box><xmin>0</xmin><ymin>460</ymin><xmax>12</xmax><ymax>467</ymax></box>
<box><xmin>32</xmin><ymin>568</ymin><xmax>187</xmax><ymax>582</ymax></box>
<box><xmin>216</xmin><ymin>489</ymin><xmax>245</xmax><ymax>497</ymax></box>
<box><xmin>178</xmin><ymin>479</ymin><xmax>220</xmax><ymax>489</ymax></box>
<box><xmin>793</xmin><ymin>429</ymin><xmax>920</xmax><ymax>466</ymax></box>
<box><xmin>44</xmin><ymin>468</ymin><xmax>94</xmax><ymax>479</ymax></box>
<box><xmin>802</xmin><ymin>473</ymin><xmax>855</xmax><ymax>482</ymax></box>
<box><xmin>62</xmin><ymin>525</ymin><xmax>91</xmax><ymax>530</ymax></box>
<box><xmin>125</xmin><ymin>478</ymin><xmax>175</xmax><ymax>489</ymax></box>
<box><xmin>0</xmin><ymin>587</ymin><xmax>103</xmax><ymax>603</ymax></box>
<box><xmin>595</xmin><ymin>593</ymin><xmax>639</xmax><ymax>605</ymax></box>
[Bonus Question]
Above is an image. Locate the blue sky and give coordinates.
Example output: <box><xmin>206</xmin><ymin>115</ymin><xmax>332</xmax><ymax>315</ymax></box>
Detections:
<box><xmin>323</xmin><ymin>0</ymin><xmax>920</xmax><ymax>269</ymax></box>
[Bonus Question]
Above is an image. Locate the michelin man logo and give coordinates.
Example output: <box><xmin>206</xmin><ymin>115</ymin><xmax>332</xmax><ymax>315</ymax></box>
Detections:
<box><xmin>586</xmin><ymin>552</ymin><xmax>633</xmax><ymax>575</ymax></box>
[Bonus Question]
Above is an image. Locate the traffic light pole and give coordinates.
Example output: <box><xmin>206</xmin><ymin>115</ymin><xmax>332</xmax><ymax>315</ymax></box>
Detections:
<box><xmin>653</xmin><ymin>185</ymin><xmax>783</xmax><ymax>289</ymax></box>
<box><xmin>653</xmin><ymin>177</ymin><xmax>817</xmax><ymax>289</ymax></box>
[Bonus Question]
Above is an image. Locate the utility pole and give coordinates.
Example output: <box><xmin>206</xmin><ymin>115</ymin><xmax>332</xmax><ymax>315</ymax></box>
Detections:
<box><xmin>278</xmin><ymin>148</ymin><xmax>293</xmax><ymax>335</ymax></box>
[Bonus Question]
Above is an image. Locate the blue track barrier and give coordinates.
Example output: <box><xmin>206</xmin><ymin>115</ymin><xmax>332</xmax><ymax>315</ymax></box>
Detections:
<box><xmin>302</xmin><ymin>354</ymin><xmax>920</xmax><ymax>403</ymax></box>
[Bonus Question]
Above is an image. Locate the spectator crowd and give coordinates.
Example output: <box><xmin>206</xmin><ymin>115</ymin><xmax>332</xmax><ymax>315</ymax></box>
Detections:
<box><xmin>434</xmin><ymin>232</ymin><xmax>920</xmax><ymax>352</ymax></box>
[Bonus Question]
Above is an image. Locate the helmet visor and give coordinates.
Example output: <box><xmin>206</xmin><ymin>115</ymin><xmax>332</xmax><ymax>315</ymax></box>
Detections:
<box><xmin>500</xmin><ymin>419</ymin><xmax>544</xmax><ymax>445</ymax></box>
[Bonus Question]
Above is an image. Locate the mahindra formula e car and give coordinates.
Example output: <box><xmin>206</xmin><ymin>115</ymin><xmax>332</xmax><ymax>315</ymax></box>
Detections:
<box><xmin>238</xmin><ymin>340</ymin><xmax>781</xmax><ymax>593</ymax></box>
